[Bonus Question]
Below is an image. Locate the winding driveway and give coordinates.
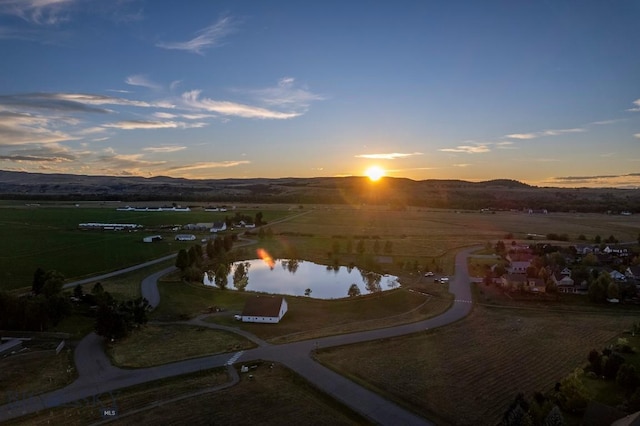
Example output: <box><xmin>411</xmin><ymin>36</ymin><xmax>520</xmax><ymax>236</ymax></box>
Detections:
<box><xmin>0</xmin><ymin>246</ymin><xmax>478</xmax><ymax>425</ymax></box>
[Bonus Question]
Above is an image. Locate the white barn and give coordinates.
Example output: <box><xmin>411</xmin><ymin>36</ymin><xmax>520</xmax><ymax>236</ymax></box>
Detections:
<box><xmin>241</xmin><ymin>296</ymin><xmax>288</xmax><ymax>323</ymax></box>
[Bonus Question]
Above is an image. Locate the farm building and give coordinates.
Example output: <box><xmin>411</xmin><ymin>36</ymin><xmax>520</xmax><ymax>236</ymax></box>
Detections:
<box><xmin>79</xmin><ymin>222</ymin><xmax>141</xmax><ymax>230</ymax></box>
<box><xmin>143</xmin><ymin>235</ymin><xmax>162</xmax><ymax>243</ymax></box>
<box><xmin>175</xmin><ymin>234</ymin><xmax>196</xmax><ymax>241</ymax></box>
<box><xmin>210</xmin><ymin>222</ymin><xmax>227</xmax><ymax>233</ymax></box>
<box><xmin>240</xmin><ymin>296</ymin><xmax>288</xmax><ymax>323</ymax></box>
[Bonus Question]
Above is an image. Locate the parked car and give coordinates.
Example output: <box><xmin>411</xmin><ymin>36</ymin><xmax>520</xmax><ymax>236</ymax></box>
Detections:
<box><xmin>424</xmin><ymin>271</ymin><xmax>434</xmax><ymax>277</ymax></box>
<box><xmin>439</xmin><ymin>277</ymin><xmax>449</xmax><ymax>283</ymax></box>
<box><xmin>234</xmin><ymin>314</ymin><xmax>242</xmax><ymax>321</ymax></box>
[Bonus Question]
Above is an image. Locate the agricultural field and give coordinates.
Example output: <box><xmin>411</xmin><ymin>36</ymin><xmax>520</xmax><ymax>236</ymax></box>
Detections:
<box><xmin>0</xmin><ymin>202</ymin><xmax>293</xmax><ymax>291</ymax></box>
<box><xmin>315</xmin><ymin>305</ymin><xmax>636</xmax><ymax>425</ymax></box>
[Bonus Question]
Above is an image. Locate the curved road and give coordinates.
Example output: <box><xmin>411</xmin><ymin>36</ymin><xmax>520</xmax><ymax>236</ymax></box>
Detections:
<box><xmin>0</xmin><ymin>246</ymin><xmax>478</xmax><ymax>425</ymax></box>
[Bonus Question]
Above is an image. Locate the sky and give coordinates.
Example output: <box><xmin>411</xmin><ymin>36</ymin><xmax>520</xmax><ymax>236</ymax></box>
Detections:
<box><xmin>0</xmin><ymin>0</ymin><xmax>639</xmax><ymax>188</ymax></box>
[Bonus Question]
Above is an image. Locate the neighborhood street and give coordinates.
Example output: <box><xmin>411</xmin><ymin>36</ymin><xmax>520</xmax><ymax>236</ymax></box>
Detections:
<box><xmin>0</xmin><ymin>245</ymin><xmax>478</xmax><ymax>425</ymax></box>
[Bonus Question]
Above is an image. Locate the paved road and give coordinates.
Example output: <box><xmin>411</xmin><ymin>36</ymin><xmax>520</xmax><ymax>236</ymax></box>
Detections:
<box><xmin>0</xmin><ymin>245</ymin><xmax>479</xmax><ymax>425</ymax></box>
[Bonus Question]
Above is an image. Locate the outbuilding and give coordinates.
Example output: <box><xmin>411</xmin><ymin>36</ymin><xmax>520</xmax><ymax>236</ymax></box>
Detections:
<box><xmin>175</xmin><ymin>234</ymin><xmax>196</xmax><ymax>241</ymax></box>
<box><xmin>241</xmin><ymin>296</ymin><xmax>288</xmax><ymax>323</ymax></box>
<box><xmin>143</xmin><ymin>235</ymin><xmax>162</xmax><ymax>243</ymax></box>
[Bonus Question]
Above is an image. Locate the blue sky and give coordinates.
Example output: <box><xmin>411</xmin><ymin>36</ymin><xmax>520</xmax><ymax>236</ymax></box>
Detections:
<box><xmin>0</xmin><ymin>0</ymin><xmax>639</xmax><ymax>187</ymax></box>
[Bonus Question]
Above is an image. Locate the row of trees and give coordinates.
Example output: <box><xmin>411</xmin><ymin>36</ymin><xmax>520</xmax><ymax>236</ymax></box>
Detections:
<box><xmin>329</xmin><ymin>238</ymin><xmax>393</xmax><ymax>256</ymax></box>
<box><xmin>0</xmin><ymin>269</ymin><xmax>72</xmax><ymax>331</ymax></box>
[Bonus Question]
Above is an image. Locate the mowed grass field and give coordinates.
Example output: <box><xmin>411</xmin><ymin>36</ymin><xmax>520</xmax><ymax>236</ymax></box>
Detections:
<box><xmin>5</xmin><ymin>363</ymin><xmax>369</xmax><ymax>426</ymax></box>
<box><xmin>316</xmin><ymin>305</ymin><xmax>636</xmax><ymax>426</ymax></box>
<box><xmin>0</xmin><ymin>203</ymin><xmax>292</xmax><ymax>291</ymax></box>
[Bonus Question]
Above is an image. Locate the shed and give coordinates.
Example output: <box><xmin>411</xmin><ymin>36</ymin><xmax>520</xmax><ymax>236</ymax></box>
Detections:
<box><xmin>0</xmin><ymin>339</ymin><xmax>23</xmax><ymax>357</ymax></box>
<box><xmin>241</xmin><ymin>296</ymin><xmax>288</xmax><ymax>323</ymax></box>
<box><xmin>143</xmin><ymin>235</ymin><xmax>162</xmax><ymax>243</ymax></box>
<box><xmin>175</xmin><ymin>234</ymin><xmax>196</xmax><ymax>241</ymax></box>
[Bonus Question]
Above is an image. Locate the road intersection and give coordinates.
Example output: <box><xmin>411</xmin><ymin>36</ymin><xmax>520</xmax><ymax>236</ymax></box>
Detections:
<box><xmin>1</xmin><ymin>246</ymin><xmax>479</xmax><ymax>425</ymax></box>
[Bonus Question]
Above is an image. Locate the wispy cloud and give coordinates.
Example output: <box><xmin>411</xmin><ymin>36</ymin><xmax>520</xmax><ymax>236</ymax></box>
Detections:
<box><xmin>355</xmin><ymin>152</ymin><xmax>423</xmax><ymax>160</ymax></box>
<box><xmin>143</xmin><ymin>145</ymin><xmax>187</xmax><ymax>153</ymax></box>
<box><xmin>103</xmin><ymin>120</ymin><xmax>206</xmax><ymax>130</ymax></box>
<box><xmin>549</xmin><ymin>173</ymin><xmax>640</xmax><ymax>188</ymax></box>
<box><xmin>634</xmin><ymin>133</ymin><xmax>640</xmax><ymax>139</ymax></box>
<box><xmin>97</xmin><ymin>148</ymin><xmax>166</xmax><ymax>169</ymax></box>
<box><xmin>0</xmin><ymin>111</ymin><xmax>73</xmax><ymax>145</ymax></box>
<box><xmin>439</xmin><ymin>144</ymin><xmax>490</xmax><ymax>154</ymax></box>
<box><xmin>590</xmin><ymin>119</ymin><xmax>624</xmax><ymax>126</ymax></box>
<box><xmin>505</xmin><ymin>127</ymin><xmax>585</xmax><ymax>140</ymax></box>
<box><xmin>627</xmin><ymin>99</ymin><xmax>640</xmax><ymax>112</ymax></box>
<box><xmin>167</xmin><ymin>160</ymin><xmax>250</xmax><ymax>172</ymax></box>
<box><xmin>248</xmin><ymin>77</ymin><xmax>325</xmax><ymax>108</ymax></box>
<box><xmin>453</xmin><ymin>163</ymin><xmax>470</xmax><ymax>167</ymax></box>
<box><xmin>181</xmin><ymin>90</ymin><xmax>300</xmax><ymax>119</ymax></box>
<box><xmin>156</xmin><ymin>16</ymin><xmax>237</xmax><ymax>55</ymax></box>
<box><xmin>125</xmin><ymin>74</ymin><xmax>161</xmax><ymax>90</ymax></box>
<box><xmin>0</xmin><ymin>144</ymin><xmax>77</xmax><ymax>163</ymax></box>
<box><xmin>0</xmin><ymin>0</ymin><xmax>75</xmax><ymax>25</ymax></box>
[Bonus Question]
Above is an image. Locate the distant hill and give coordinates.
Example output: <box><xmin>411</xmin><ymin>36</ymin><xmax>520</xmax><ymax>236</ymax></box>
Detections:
<box><xmin>0</xmin><ymin>170</ymin><xmax>637</xmax><ymax>213</ymax></box>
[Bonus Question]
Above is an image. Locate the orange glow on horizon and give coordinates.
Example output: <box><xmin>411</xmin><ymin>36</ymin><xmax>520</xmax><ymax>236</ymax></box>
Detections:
<box><xmin>257</xmin><ymin>248</ymin><xmax>275</xmax><ymax>269</ymax></box>
<box><xmin>365</xmin><ymin>166</ymin><xmax>385</xmax><ymax>181</ymax></box>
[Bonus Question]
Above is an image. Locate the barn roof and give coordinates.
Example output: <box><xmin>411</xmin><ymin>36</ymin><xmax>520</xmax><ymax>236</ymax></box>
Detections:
<box><xmin>241</xmin><ymin>296</ymin><xmax>285</xmax><ymax>318</ymax></box>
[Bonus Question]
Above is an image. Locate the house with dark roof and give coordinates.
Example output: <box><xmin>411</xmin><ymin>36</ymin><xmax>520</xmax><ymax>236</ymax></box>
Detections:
<box><xmin>241</xmin><ymin>296</ymin><xmax>288</xmax><ymax>323</ymax></box>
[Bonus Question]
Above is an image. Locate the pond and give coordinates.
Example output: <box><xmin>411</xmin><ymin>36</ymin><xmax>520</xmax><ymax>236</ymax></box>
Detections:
<box><xmin>202</xmin><ymin>259</ymin><xmax>400</xmax><ymax>299</ymax></box>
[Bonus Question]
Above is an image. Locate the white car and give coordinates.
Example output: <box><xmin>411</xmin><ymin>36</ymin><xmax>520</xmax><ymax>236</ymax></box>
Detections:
<box><xmin>439</xmin><ymin>277</ymin><xmax>449</xmax><ymax>283</ymax></box>
<box><xmin>424</xmin><ymin>272</ymin><xmax>434</xmax><ymax>277</ymax></box>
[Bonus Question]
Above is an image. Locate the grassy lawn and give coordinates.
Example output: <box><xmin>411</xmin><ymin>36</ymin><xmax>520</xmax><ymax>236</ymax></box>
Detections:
<box><xmin>107</xmin><ymin>324</ymin><xmax>256</xmax><ymax>368</ymax></box>
<box><xmin>4</xmin><ymin>367</ymin><xmax>231</xmax><ymax>426</ymax></box>
<box><xmin>0</xmin><ymin>348</ymin><xmax>76</xmax><ymax>397</ymax></box>
<box><xmin>154</xmin><ymin>278</ymin><xmax>452</xmax><ymax>343</ymax></box>
<box><xmin>315</xmin><ymin>306</ymin><xmax>635</xmax><ymax>426</ymax></box>
<box><xmin>5</xmin><ymin>363</ymin><xmax>369</xmax><ymax>425</ymax></box>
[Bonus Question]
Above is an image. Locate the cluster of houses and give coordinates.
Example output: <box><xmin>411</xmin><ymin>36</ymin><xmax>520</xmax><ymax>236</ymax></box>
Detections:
<box><xmin>498</xmin><ymin>244</ymin><xmax>640</xmax><ymax>296</ymax></box>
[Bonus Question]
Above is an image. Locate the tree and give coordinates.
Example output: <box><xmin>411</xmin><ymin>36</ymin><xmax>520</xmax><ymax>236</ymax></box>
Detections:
<box><xmin>348</xmin><ymin>283</ymin><xmax>361</xmax><ymax>297</ymax></box>
<box><xmin>495</xmin><ymin>240</ymin><xmax>506</xmax><ymax>255</ymax></box>
<box><xmin>383</xmin><ymin>240</ymin><xmax>393</xmax><ymax>254</ymax></box>
<box><xmin>73</xmin><ymin>284</ymin><xmax>83</xmax><ymax>299</ymax></box>
<box><xmin>223</xmin><ymin>234</ymin><xmax>234</xmax><ymax>252</ymax></box>
<box><xmin>603</xmin><ymin>352</ymin><xmax>625</xmax><ymax>380</ymax></box>
<box><xmin>346</xmin><ymin>238</ymin><xmax>353</xmax><ymax>254</ymax></box>
<box><xmin>233</xmin><ymin>262</ymin><xmax>249</xmax><ymax>291</ymax></box>
<box><xmin>616</xmin><ymin>364</ymin><xmax>639</xmax><ymax>393</ymax></box>
<box><xmin>32</xmin><ymin>267</ymin><xmax>46</xmax><ymax>295</ymax></box>
<box><xmin>304</xmin><ymin>288</ymin><xmax>312</xmax><ymax>297</ymax></box>
<box><xmin>176</xmin><ymin>249</ymin><xmax>189</xmax><ymax>271</ymax></box>
<box><xmin>588</xmin><ymin>272</ymin><xmax>611</xmax><ymax>303</ymax></box>
<box><xmin>555</xmin><ymin>368</ymin><xmax>591</xmax><ymax>413</ymax></box>
<box><xmin>214</xmin><ymin>263</ymin><xmax>229</xmax><ymax>290</ymax></box>
<box><xmin>607</xmin><ymin>282</ymin><xmax>619</xmax><ymax>300</ymax></box>
<box><xmin>356</xmin><ymin>239</ymin><xmax>365</xmax><ymax>255</ymax></box>
<box><xmin>187</xmin><ymin>245</ymin><xmax>201</xmax><ymax>267</ymax></box>
<box><xmin>544</xmin><ymin>405</ymin><xmax>565</xmax><ymax>426</ymax></box>
<box><xmin>255</xmin><ymin>211</ymin><xmax>264</xmax><ymax>226</ymax></box>
<box><xmin>588</xmin><ymin>349</ymin><xmax>602</xmax><ymax>375</ymax></box>
<box><xmin>594</xmin><ymin>235</ymin><xmax>601</xmax><ymax>244</ymax></box>
<box><xmin>41</xmin><ymin>270</ymin><xmax>65</xmax><ymax>299</ymax></box>
<box><xmin>373</xmin><ymin>239</ymin><xmax>381</xmax><ymax>254</ymax></box>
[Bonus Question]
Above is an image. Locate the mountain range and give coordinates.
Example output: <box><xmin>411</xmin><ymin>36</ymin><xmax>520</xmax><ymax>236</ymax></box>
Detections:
<box><xmin>0</xmin><ymin>170</ymin><xmax>637</xmax><ymax>213</ymax></box>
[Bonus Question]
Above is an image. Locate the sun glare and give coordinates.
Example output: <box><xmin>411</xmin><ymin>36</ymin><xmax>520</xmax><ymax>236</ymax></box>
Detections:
<box><xmin>365</xmin><ymin>166</ymin><xmax>385</xmax><ymax>181</ymax></box>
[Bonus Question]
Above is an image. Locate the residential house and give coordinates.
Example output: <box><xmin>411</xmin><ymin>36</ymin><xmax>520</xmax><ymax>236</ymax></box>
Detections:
<box><xmin>526</xmin><ymin>277</ymin><xmax>547</xmax><ymax>293</ymax></box>
<box><xmin>241</xmin><ymin>296</ymin><xmax>288</xmax><ymax>323</ymax></box>
<box><xmin>609</xmin><ymin>270</ymin><xmax>627</xmax><ymax>282</ymax></box>
<box><xmin>501</xmin><ymin>274</ymin><xmax>528</xmax><ymax>292</ymax></box>
<box><xmin>552</xmin><ymin>272</ymin><xmax>576</xmax><ymax>293</ymax></box>
<box><xmin>625</xmin><ymin>265</ymin><xmax>640</xmax><ymax>281</ymax></box>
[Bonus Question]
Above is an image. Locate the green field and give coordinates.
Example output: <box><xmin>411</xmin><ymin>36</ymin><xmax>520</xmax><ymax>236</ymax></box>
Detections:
<box><xmin>0</xmin><ymin>203</ymin><xmax>292</xmax><ymax>291</ymax></box>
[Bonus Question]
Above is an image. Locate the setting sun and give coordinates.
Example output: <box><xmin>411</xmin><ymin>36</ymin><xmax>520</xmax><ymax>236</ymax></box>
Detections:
<box><xmin>365</xmin><ymin>166</ymin><xmax>385</xmax><ymax>181</ymax></box>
